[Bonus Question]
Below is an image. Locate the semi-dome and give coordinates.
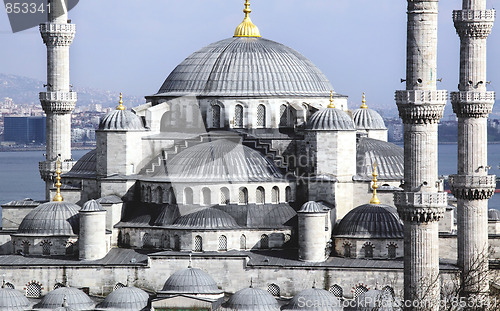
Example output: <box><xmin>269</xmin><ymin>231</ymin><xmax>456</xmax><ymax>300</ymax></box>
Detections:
<box><xmin>33</xmin><ymin>287</ymin><xmax>94</xmax><ymax>310</ymax></box>
<box><xmin>282</xmin><ymin>287</ymin><xmax>342</xmax><ymax>310</ymax></box>
<box><xmin>222</xmin><ymin>287</ymin><xmax>280</xmax><ymax>311</ymax></box>
<box><xmin>17</xmin><ymin>201</ymin><xmax>80</xmax><ymax>236</ymax></box>
<box><xmin>148</xmin><ymin>139</ymin><xmax>284</xmax><ymax>182</ymax></box>
<box><xmin>64</xmin><ymin>149</ymin><xmax>96</xmax><ymax>178</ymax></box>
<box><xmin>0</xmin><ymin>287</ymin><xmax>31</xmax><ymax>311</ymax></box>
<box><xmin>298</xmin><ymin>201</ymin><xmax>328</xmax><ymax>214</ymax></box>
<box><xmin>334</xmin><ymin>204</ymin><xmax>403</xmax><ymax>239</ymax></box>
<box><xmin>95</xmin><ymin>286</ymin><xmax>149</xmax><ymax>311</ymax></box>
<box><xmin>173</xmin><ymin>208</ymin><xmax>239</xmax><ymax>229</ymax></box>
<box><xmin>489</xmin><ymin>209</ymin><xmax>500</xmax><ymax>221</ymax></box>
<box><xmin>306</xmin><ymin>108</ymin><xmax>355</xmax><ymax>131</ymax></box>
<box><xmin>159</xmin><ymin>267</ymin><xmax>222</xmax><ymax>295</ymax></box>
<box><xmin>355</xmin><ymin>137</ymin><xmax>404</xmax><ymax>181</ymax></box>
<box><xmin>154</xmin><ymin>37</ymin><xmax>333</xmax><ymax>98</ymax></box>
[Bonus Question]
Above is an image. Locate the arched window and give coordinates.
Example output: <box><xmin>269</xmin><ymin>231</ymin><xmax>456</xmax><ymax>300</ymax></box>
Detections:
<box><xmin>343</xmin><ymin>242</ymin><xmax>351</xmax><ymax>258</ymax></box>
<box><xmin>26</xmin><ymin>282</ymin><xmax>42</xmax><ymax>298</ymax></box>
<box><xmin>354</xmin><ymin>285</ymin><xmax>368</xmax><ymax>298</ymax></box>
<box><xmin>363</xmin><ymin>243</ymin><xmax>374</xmax><ymax>258</ymax></box>
<box><xmin>147</xmin><ymin>186</ymin><xmax>152</xmax><ymax>203</ymax></box>
<box><xmin>174</xmin><ymin>235</ymin><xmax>180</xmax><ymax>251</ymax></box>
<box><xmin>163</xmin><ymin>235</ymin><xmax>170</xmax><ymax>249</ymax></box>
<box><xmin>123</xmin><ymin>233</ymin><xmax>131</xmax><ymax>247</ymax></box>
<box><xmin>239</xmin><ymin>187</ymin><xmax>248</xmax><ymax>204</ymax></box>
<box><xmin>157</xmin><ymin>186</ymin><xmax>164</xmax><ymax>203</ymax></box>
<box><xmin>168</xmin><ymin>188</ymin><xmax>176</xmax><ymax>204</ymax></box>
<box><xmin>211</xmin><ymin>104</ymin><xmax>221</xmax><ymax>128</ymax></box>
<box><xmin>184</xmin><ymin>187</ymin><xmax>193</xmax><ymax>205</ymax></box>
<box><xmin>240</xmin><ymin>234</ymin><xmax>247</xmax><ymax>250</ymax></box>
<box><xmin>218</xmin><ymin>235</ymin><xmax>228</xmax><ymax>251</ymax></box>
<box><xmin>285</xmin><ymin>186</ymin><xmax>292</xmax><ymax>202</ymax></box>
<box><xmin>41</xmin><ymin>240</ymin><xmax>51</xmax><ymax>256</ymax></box>
<box><xmin>21</xmin><ymin>240</ymin><xmax>30</xmax><ymax>255</ymax></box>
<box><xmin>387</xmin><ymin>244</ymin><xmax>397</xmax><ymax>259</ymax></box>
<box><xmin>220</xmin><ymin>187</ymin><xmax>230</xmax><ymax>205</ymax></box>
<box><xmin>114</xmin><ymin>282</ymin><xmax>126</xmax><ymax>290</ymax></box>
<box><xmin>234</xmin><ymin>104</ymin><xmax>244</xmax><ymax>128</ymax></box>
<box><xmin>271</xmin><ymin>186</ymin><xmax>279</xmax><ymax>204</ymax></box>
<box><xmin>302</xmin><ymin>104</ymin><xmax>310</xmax><ymax>122</ymax></box>
<box><xmin>261</xmin><ymin>234</ymin><xmax>269</xmax><ymax>249</ymax></box>
<box><xmin>329</xmin><ymin>284</ymin><xmax>343</xmax><ymax>298</ymax></box>
<box><xmin>4</xmin><ymin>282</ymin><xmax>14</xmax><ymax>289</ymax></box>
<box><xmin>279</xmin><ymin>104</ymin><xmax>291</xmax><ymax>127</ymax></box>
<box><xmin>194</xmin><ymin>235</ymin><xmax>203</xmax><ymax>252</ymax></box>
<box><xmin>142</xmin><ymin>233</ymin><xmax>152</xmax><ymax>248</ymax></box>
<box><xmin>53</xmin><ymin>283</ymin><xmax>65</xmax><ymax>290</ymax></box>
<box><xmin>383</xmin><ymin>286</ymin><xmax>395</xmax><ymax>297</ymax></box>
<box><xmin>267</xmin><ymin>283</ymin><xmax>280</xmax><ymax>297</ymax></box>
<box><xmin>202</xmin><ymin>187</ymin><xmax>211</xmax><ymax>205</ymax></box>
<box><xmin>257</xmin><ymin>104</ymin><xmax>266</xmax><ymax>127</ymax></box>
<box><xmin>256</xmin><ymin>187</ymin><xmax>265</xmax><ymax>204</ymax></box>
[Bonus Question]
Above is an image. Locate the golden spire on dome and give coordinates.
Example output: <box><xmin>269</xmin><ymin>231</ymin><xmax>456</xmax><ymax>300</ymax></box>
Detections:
<box><xmin>369</xmin><ymin>162</ymin><xmax>381</xmax><ymax>204</ymax></box>
<box><xmin>117</xmin><ymin>93</ymin><xmax>125</xmax><ymax>111</ymax></box>
<box><xmin>360</xmin><ymin>92</ymin><xmax>368</xmax><ymax>109</ymax></box>
<box><xmin>234</xmin><ymin>0</ymin><xmax>261</xmax><ymax>38</ymax></box>
<box><xmin>53</xmin><ymin>157</ymin><xmax>63</xmax><ymax>202</ymax></box>
<box><xmin>327</xmin><ymin>90</ymin><xmax>335</xmax><ymax>108</ymax></box>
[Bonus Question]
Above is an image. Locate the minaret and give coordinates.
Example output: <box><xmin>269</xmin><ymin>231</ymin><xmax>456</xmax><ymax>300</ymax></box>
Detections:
<box><xmin>394</xmin><ymin>0</ymin><xmax>448</xmax><ymax>309</ymax></box>
<box><xmin>39</xmin><ymin>0</ymin><xmax>77</xmax><ymax>199</ymax></box>
<box><xmin>450</xmin><ymin>1</ymin><xmax>496</xmax><ymax>298</ymax></box>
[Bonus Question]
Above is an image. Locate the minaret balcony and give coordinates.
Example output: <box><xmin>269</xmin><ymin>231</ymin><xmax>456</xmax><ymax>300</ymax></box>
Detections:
<box><xmin>453</xmin><ymin>10</ymin><xmax>495</xmax><ymax>23</ymax></box>
<box><xmin>40</xmin><ymin>91</ymin><xmax>77</xmax><ymax>113</ymax></box>
<box><xmin>449</xmin><ymin>174</ymin><xmax>496</xmax><ymax>200</ymax></box>
<box><xmin>39</xmin><ymin>160</ymin><xmax>76</xmax><ymax>180</ymax></box>
<box><xmin>395</xmin><ymin>90</ymin><xmax>447</xmax><ymax>124</ymax></box>
<box><xmin>453</xmin><ymin>10</ymin><xmax>495</xmax><ymax>38</ymax></box>
<box><xmin>394</xmin><ymin>191</ymin><xmax>448</xmax><ymax>208</ymax></box>
<box><xmin>451</xmin><ymin>91</ymin><xmax>495</xmax><ymax>117</ymax></box>
<box><xmin>39</xmin><ymin>23</ymin><xmax>76</xmax><ymax>34</ymax></box>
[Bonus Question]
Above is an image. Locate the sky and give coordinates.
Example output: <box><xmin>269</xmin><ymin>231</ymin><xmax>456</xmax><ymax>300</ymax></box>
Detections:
<box><xmin>1</xmin><ymin>0</ymin><xmax>500</xmax><ymax>111</ymax></box>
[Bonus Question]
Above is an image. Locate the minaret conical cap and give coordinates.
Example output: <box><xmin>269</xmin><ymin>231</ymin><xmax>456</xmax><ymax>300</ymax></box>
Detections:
<box><xmin>234</xmin><ymin>0</ymin><xmax>261</xmax><ymax>37</ymax></box>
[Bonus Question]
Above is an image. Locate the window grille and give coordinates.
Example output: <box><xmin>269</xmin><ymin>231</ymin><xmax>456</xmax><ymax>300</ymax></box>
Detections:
<box><xmin>212</xmin><ymin>105</ymin><xmax>221</xmax><ymax>128</ymax></box>
<box><xmin>285</xmin><ymin>187</ymin><xmax>292</xmax><ymax>202</ymax></box>
<box><xmin>388</xmin><ymin>244</ymin><xmax>397</xmax><ymax>259</ymax></box>
<box><xmin>174</xmin><ymin>235</ymin><xmax>180</xmax><ymax>251</ymax></box>
<box><xmin>218</xmin><ymin>235</ymin><xmax>227</xmax><ymax>251</ymax></box>
<box><xmin>240</xmin><ymin>235</ymin><xmax>246</xmax><ymax>250</ymax></box>
<box><xmin>267</xmin><ymin>283</ymin><xmax>280</xmax><ymax>297</ymax></box>
<box><xmin>142</xmin><ymin>233</ymin><xmax>152</xmax><ymax>248</ymax></box>
<box><xmin>234</xmin><ymin>105</ymin><xmax>243</xmax><ymax>128</ymax></box>
<box><xmin>354</xmin><ymin>285</ymin><xmax>368</xmax><ymax>298</ymax></box>
<box><xmin>26</xmin><ymin>282</ymin><xmax>42</xmax><ymax>298</ymax></box>
<box><xmin>114</xmin><ymin>283</ymin><xmax>126</xmax><ymax>290</ymax></box>
<box><xmin>271</xmin><ymin>187</ymin><xmax>279</xmax><ymax>204</ymax></box>
<box><xmin>343</xmin><ymin>243</ymin><xmax>351</xmax><ymax>258</ymax></box>
<box><xmin>41</xmin><ymin>241</ymin><xmax>51</xmax><ymax>256</ymax></box>
<box><xmin>220</xmin><ymin>188</ymin><xmax>229</xmax><ymax>205</ymax></box>
<box><xmin>257</xmin><ymin>105</ymin><xmax>266</xmax><ymax>127</ymax></box>
<box><xmin>4</xmin><ymin>282</ymin><xmax>14</xmax><ymax>289</ymax></box>
<box><xmin>239</xmin><ymin>188</ymin><xmax>248</xmax><ymax>204</ymax></box>
<box><xmin>383</xmin><ymin>286</ymin><xmax>395</xmax><ymax>296</ymax></box>
<box><xmin>329</xmin><ymin>284</ymin><xmax>343</xmax><ymax>298</ymax></box>
<box><xmin>53</xmin><ymin>283</ymin><xmax>65</xmax><ymax>290</ymax></box>
<box><xmin>256</xmin><ymin>187</ymin><xmax>265</xmax><ymax>204</ymax></box>
<box><xmin>261</xmin><ymin>234</ymin><xmax>269</xmax><ymax>249</ymax></box>
<box><xmin>364</xmin><ymin>243</ymin><xmax>374</xmax><ymax>258</ymax></box>
<box><xmin>194</xmin><ymin>236</ymin><xmax>203</xmax><ymax>252</ymax></box>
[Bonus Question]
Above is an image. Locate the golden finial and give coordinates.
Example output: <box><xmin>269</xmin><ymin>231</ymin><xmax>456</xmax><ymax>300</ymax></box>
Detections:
<box><xmin>53</xmin><ymin>157</ymin><xmax>63</xmax><ymax>202</ymax></box>
<box><xmin>117</xmin><ymin>93</ymin><xmax>125</xmax><ymax>111</ymax></box>
<box><xmin>360</xmin><ymin>92</ymin><xmax>368</xmax><ymax>109</ymax></box>
<box><xmin>327</xmin><ymin>90</ymin><xmax>335</xmax><ymax>108</ymax></box>
<box><xmin>234</xmin><ymin>0</ymin><xmax>261</xmax><ymax>38</ymax></box>
<box><xmin>369</xmin><ymin>162</ymin><xmax>381</xmax><ymax>204</ymax></box>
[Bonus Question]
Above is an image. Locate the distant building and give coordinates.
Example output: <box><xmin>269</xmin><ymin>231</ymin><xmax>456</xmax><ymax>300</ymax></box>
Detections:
<box><xmin>3</xmin><ymin>116</ymin><xmax>46</xmax><ymax>144</ymax></box>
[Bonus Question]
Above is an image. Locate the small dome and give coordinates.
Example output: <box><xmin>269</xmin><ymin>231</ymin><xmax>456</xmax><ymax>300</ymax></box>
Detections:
<box><xmin>95</xmin><ymin>286</ymin><xmax>149</xmax><ymax>311</ymax></box>
<box><xmin>355</xmin><ymin>289</ymin><xmax>397</xmax><ymax>310</ymax></box>
<box><xmin>282</xmin><ymin>288</ymin><xmax>342</xmax><ymax>310</ymax></box>
<box><xmin>64</xmin><ymin>149</ymin><xmax>96</xmax><ymax>178</ymax></box>
<box><xmin>33</xmin><ymin>287</ymin><xmax>94</xmax><ymax>310</ymax></box>
<box><xmin>159</xmin><ymin>267</ymin><xmax>222</xmax><ymax>295</ymax></box>
<box><xmin>173</xmin><ymin>208</ymin><xmax>239</xmax><ymax>229</ymax></box>
<box><xmin>334</xmin><ymin>204</ymin><xmax>403</xmax><ymax>239</ymax></box>
<box><xmin>306</xmin><ymin>108</ymin><xmax>355</xmax><ymax>131</ymax></box>
<box><xmin>489</xmin><ymin>209</ymin><xmax>500</xmax><ymax>221</ymax></box>
<box><xmin>0</xmin><ymin>287</ymin><xmax>30</xmax><ymax>311</ymax></box>
<box><xmin>298</xmin><ymin>201</ymin><xmax>328</xmax><ymax>214</ymax></box>
<box><xmin>80</xmin><ymin>200</ymin><xmax>105</xmax><ymax>212</ymax></box>
<box><xmin>222</xmin><ymin>287</ymin><xmax>279</xmax><ymax>311</ymax></box>
<box><xmin>98</xmin><ymin>110</ymin><xmax>144</xmax><ymax>131</ymax></box>
<box><xmin>355</xmin><ymin>137</ymin><xmax>404</xmax><ymax>181</ymax></box>
<box><xmin>17</xmin><ymin>201</ymin><xmax>80</xmax><ymax>236</ymax></box>
<box><xmin>353</xmin><ymin>108</ymin><xmax>386</xmax><ymax>130</ymax></box>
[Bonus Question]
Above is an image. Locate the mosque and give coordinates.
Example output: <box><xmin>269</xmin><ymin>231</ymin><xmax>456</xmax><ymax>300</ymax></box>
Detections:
<box><xmin>0</xmin><ymin>0</ymin><xmax>499</xmax><ymax>310</ymax></box>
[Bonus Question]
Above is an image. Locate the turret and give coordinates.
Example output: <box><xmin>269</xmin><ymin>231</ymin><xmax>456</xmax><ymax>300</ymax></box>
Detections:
<box><xmin>79</xmin><ymin>199</ymin><xmax>107</xmax><ymax>261</ymax></box>
<box><xmin>298</xmin><ymin>201</ymin><xmax>331</xmax><ymax>262</ymax></box>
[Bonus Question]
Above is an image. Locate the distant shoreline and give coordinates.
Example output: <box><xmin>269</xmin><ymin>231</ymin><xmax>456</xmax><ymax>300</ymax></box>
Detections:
<box><xmin>0</xmin><ymin>146</ymin><xmax>95</xmax><ymax>152</ymax></box>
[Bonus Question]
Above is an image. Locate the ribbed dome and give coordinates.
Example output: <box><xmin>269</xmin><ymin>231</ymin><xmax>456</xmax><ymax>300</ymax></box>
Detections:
<box><xmin>489</xmin><ymin>209</ymin><xmax>500</xmax><ymax>221</ymax></box>
<box><xmin>95</xmin><ymin>286</ymin><xmax>149</xmax><ymax>311</ymax></box>
<box><xmin>334</xmin><ymin>204</ymin><xmax>403</xmax><ymax>239</ymax></box>
<box><xmin>353</xmin><ymin>108</ymin><xmax>386</xmax><ymax>130</ymax></box>
<box><xmin>173</xmin><ymin>208</ymin><xmax>239</xmax><ymax>229</ymax></box>
<box><xmin>151</xmin><ymin>139</ymin><xmax>283</xmax><ymax>182</ymax></box>
<box><xmin>64</xmin><ymin>149</ymin><xmax>96</xmax><ymax>178</ymax></box>
<box><xmin>355</xmin><ymin>137</ymin><xmax>404</xmax><ymax>181</ymax></box>
<box><xmin>155</xmin><ymin>37</ymin><xmax>333</xmax><ymax>97</ymax></box>
<box><xmin>222</xmin><ymin>287</ymin><xmax>279</xmax><ymax>311</ymax></box>
<box><xmin>33</xmin><ymin>287</ymin><xmax>94</xmax><ymax>310</ymax></box>
<box><xmin>159</xmin><ymin>267</ymin><xmax>222</xmax><ymax>294</ymax></box>
<box><xmin>298</xmin><ymin>201</ymin><xmax>328</xmax><ymax>214</ymax></box>
<box><xmin>80</xmin><ymin>200</ymin><xmax>105</xmax><ymax>212</ymax></box>
<box><xmin>98</xmin><ymin>110</ymin><xmax>144</xmax><ymax>131</ymax></box>
<box><xmin>17</xmin><ymin>201</ymin><xmax>80</xmax><ymax>236</ymax></box>
<box><xmin>0</xmin><ymin>287</ymin><xmax>31</xmax><ymax>311</ymax></box>
<box><xmin>282</xmin><ymin>288</ymin><xmax>342</xmax><ymax>310</ymax></box>
<box><xmin>306</xmin><ymin>108</ymin><xmax>355</xmax><ymax>131</ymax></box>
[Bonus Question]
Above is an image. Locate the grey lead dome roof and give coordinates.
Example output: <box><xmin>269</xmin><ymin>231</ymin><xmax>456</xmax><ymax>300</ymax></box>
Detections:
<box><xmin>159</xmin><ymin>267</ymin><xmax>222</xmax><ymax>295</ymax></box>
<box><xmin>173</xmin><ymin>208</ymin><xmax>239</xmax><ymax>229</ymax></box>
<box><xmin>155</xmin><ymin>37</ymin><xmax>334</xmax><ymax>97</ymax></box>
<box><xmin>80</xmin><ymin>199</ymin><xmax>105</xmax><ymax>212</ymax></box>
<box><xmin>17</xmin><ymin>201</ymin><xmax>80</xmax><ymax>236</ymax></box>
<box><xmin>221</xmin><ymin>287</ymin><xmax>280</xmax><ymax>311</ymax></box>
<box><xmin>334</xmin><ymin>204</ymin><xmax>403</xmax><ymax>239</ymax></box>
<box><xmin>0</xmin><ymin>287</ymin><xmax>31</xmax><ymax>311</ymax></box>
<box><xmin>355</xmin><ymin>137</ymin><xmax>404</xmax><ymax>181</ymax></box>
<box><xmin>33</xmin><ymin>287</ymin><xmax>94</xmax><ymax>310</ymax></box>
<box><xmin>353</xmin><ymin>108</ymin><xmax>386</xmax><ymax>130</ymax></box>
<box><xmin>282</xmin><ymin>288</ymin><xmax>342</xmax><ymax>310</ymax></box>
<box><xmin>298</xmin><ymin>201</ymin><xmax>328</xmax><ymax>214</ymax></box>
<box><xmin>98</xmin><ymin>110</ymin><xmax>144</xmax><ymax>131</ymax></box>
<box><xmin>95</xmin><ymin>286</ymin><xmax>149</xmax><ymax>311</ymax></box>
<box><xmin>306</xmin><ymin>108</ymin><xmax>355</xmax><ymax>131</ymax></box>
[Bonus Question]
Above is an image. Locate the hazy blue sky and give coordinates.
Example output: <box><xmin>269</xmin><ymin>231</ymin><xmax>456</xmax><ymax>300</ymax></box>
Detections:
<box><xmin>1</xmin><ymin>0</ymin><xmax>500</xmax><ymax>110</ymax></box>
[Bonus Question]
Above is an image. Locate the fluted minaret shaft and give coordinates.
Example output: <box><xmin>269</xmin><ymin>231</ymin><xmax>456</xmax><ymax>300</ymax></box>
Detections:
<box><xmin>450</xmin><ymin>0</ymin><xmax>495</xmax><ymax>299</ymax></box>
<box><xmin>39</xmin><ymin>0</ymin><xmax>77</xmax><ymax>199</ymax></box>
<box><xmin>395</xmin><ymin>1</ymin><xmax>447</xmax><ymax>309</ymax></box>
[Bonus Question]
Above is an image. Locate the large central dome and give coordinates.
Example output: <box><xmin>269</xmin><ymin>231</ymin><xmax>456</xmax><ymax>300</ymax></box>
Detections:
<box><xmin>156</xmin><ymin>37</ymin><xmax>333</xmax><ymax>97</ymax></box>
